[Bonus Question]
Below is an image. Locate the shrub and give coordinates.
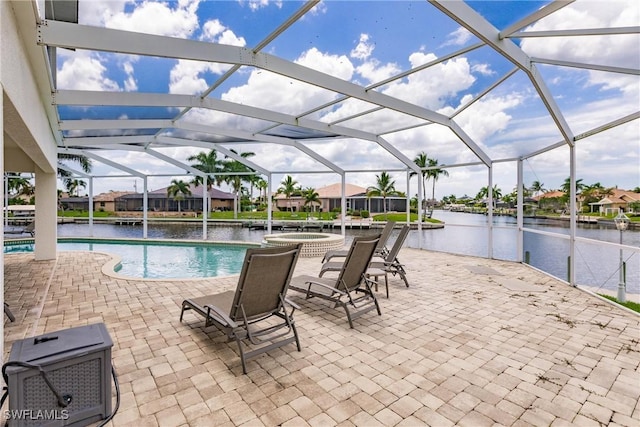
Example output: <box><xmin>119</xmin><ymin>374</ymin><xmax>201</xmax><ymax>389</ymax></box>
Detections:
<box><xmin>360</xmin><ymin>210</ymin><xmax>370</xmax><ymax>218</ymax></box>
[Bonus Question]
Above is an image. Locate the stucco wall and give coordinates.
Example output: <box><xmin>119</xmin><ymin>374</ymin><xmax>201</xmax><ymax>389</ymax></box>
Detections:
<box><xmin>1</xmin><ymin>0</ymin><xmax>58</xmax><ymax>174</ymax></box>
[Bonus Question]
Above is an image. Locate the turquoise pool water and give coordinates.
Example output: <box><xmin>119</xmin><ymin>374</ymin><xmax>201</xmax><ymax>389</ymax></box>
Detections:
<box><xmin>4</xmin><ymin>239</ymin><xmax>253</xmax><ymax>279</ymax></box>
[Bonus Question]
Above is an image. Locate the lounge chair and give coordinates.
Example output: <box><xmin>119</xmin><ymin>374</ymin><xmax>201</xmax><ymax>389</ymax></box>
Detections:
<box><xmin>321</xmin><ymin>220</ymin><xmax>395</xmax><ymax>263</ymax></box>
<box><xmin>180</xmin><ymin>244</ymin><xmax>303</xmax><ymax>374</ymax></box>
<box><xmin>4</xmin><ymin>222</ymin><xmax>34</xmax><ymax>237</ymax></box>
<box><xmin>320</xmin><ymin>224</ymin><xmax>411</xmax><ymax>298</ymax></box>
<box><xmin>288</xmin><ymin>235</ymin><xmax>381</xmax><ymax>329</ymax></box>
<box><xmin>4</xmin><ymin>303</ymin><xmax>15</xmax><ymax>322</ymax></box>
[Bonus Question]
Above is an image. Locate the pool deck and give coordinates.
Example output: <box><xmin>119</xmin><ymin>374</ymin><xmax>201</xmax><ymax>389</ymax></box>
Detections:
<box><xmin>3</xmin><ymin>248</ymin><xmax>639</xmax><ymax>426</ymax></box>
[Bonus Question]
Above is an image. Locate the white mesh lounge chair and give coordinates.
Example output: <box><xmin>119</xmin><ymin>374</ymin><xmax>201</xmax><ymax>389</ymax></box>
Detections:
<box><xmin>4</xmin><ymin>222</ymin><xmax>34</xmax><ymax>237</ymax></box>
<box><xmin>180</xmin><ymin>244</ymin><xmax>303</xmax><ymax>374</ymax></box>
<box><xmin>289</xmin><ymin>235</ymin><xmax>381</xmax><ymax>329</ymax></box>
<box><xmin>320</xmin><ymin>224</ymin><xmax>410</xmax><ymax>298</ymax></box>
<box><xmin>321</xmin><ymin>220</ymin><xmax>395</xmax><ymax>263</ymax></box>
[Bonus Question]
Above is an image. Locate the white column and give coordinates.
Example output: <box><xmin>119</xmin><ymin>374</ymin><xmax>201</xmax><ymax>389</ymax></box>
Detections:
<box><xmin>487</xmin><ymin>165</ymin><xmax>493</xmax><ymax>259</ymax></box>
<box><xmin>4</xmin><ymin>173</ymin><xmax>8</xmax><ymax>227</ymax></box>
<box><xmin>1</xmin><ymin>85</ymin><xmax>5</xmax><ymax>362</ymax></box>
<box><xmin>516</xmin><ymin>160</ymin><xmax>524</xmax><ymax>262</ymax></box>
<box><xmin>417</xmin><ymin>170</ymin><xmax>423</xmax><ymax>250</ymax></box>
<box><xmin>341</xmin><ymin>175</ymin><xmax>346</xmax><ymax>235</ymax></box>
<box><xmin>143</xmin><ymin>177</ymin><xmax>148</xmax><ymax>238</ymax></box>
<box><xmin>406</xmin><ymin>171</ymin><xmax>411</xmax><ymax>224</ymax></box>
<box><xmin>569</xmin><ymin>146</ymin><xmax>576</xmax><ymax>286</ymax></box>
<box><xmin>202</xmin><ymin>179</ymin><xmax>207</xmax><ymax>240</ymax></box>
<box><xmin>267</xmin><ymin>173</ymin><xmax>272</xmax><ymax>234</ymax></box>
<box><xmin>34</xmin><ymin>167</ymin><xmax>57</xmax><ymax>260</ymax></box>
<box><xmin>88</xmin><ymin>176</ymin><xmax>94</xmax><ymax>236</ymax></box>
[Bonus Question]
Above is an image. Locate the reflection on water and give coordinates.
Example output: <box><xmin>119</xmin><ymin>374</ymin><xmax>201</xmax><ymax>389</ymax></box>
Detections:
<box><xmin>53</xmin><ymin>212</ymin><xmax>640</xmax><ymax>294</ymax></box>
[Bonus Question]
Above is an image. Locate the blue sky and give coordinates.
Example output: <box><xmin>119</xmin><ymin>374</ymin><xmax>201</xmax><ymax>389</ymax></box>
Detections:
<box><xmin>57</xmin><ymin>0</ymin><xmax>639</xmax><ymax>199</ymax></box>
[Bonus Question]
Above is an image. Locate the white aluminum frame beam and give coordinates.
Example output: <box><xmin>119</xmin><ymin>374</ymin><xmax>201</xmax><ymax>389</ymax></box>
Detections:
<box><xmin>499</xmin><ymin>0</ymin><xmax>575</xmax><ymax>38</ymax></box>
<box><xmin>54</xmin><ymin>90</ymin><xmax>421</xmax><ymax>171</ymax></box>
<box><xmin>40</xmin><ymin>21</ymin><xmax>491</xmax><ymax>166</ymax></box>
<box><xmin>57</xmin><ymin>164</ymin><xmax>90</xmax><ymax>178</ymax></box>
<box><xmin>430</xmin><ymin>0</ymin><xmax>575</xmax><ymax>146</ymax></box>
<box><xmin>530</xmin><ymin>58</ymin><xmax>639</xmax><ymax>76</ymax></box>
<box><xmin>59</xmin><ymin>119</ymin><xmax>173</xmax><ymax>131</ymax></box>
<box><xmin>62</xmin><ymin>149</ymin><xmax>145</xmax><ymax>178</ymax></box>
<box><xmin>55</xmin><ymin>90</ymin><xmax>424</xmax><ymax>173</ymax></box>
<box><xmin>510</xmin><ymin>27</ymin><xmax>640</xmax><ymax>38</ymax></box>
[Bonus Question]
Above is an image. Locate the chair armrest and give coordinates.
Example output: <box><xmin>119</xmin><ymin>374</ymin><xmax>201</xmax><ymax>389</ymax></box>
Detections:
<box><xmin>305</xmin><ymin>279</ymin><xmax>347</xmax><ymax>296</ymax></box>
<box><xmin>204</xmin><ymin>304</ymin><xmax>237</xmax><ymax>328</ymax></box>
<box><xmin>284</xmin><ymin>298</ymin><xmax>301</xmax><ymax>310</ymax></box>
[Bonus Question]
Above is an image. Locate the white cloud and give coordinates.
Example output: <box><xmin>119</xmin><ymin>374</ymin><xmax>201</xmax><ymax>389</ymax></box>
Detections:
<box><xmin>102</xmin><ymin>0</ymin><xmax>201</xmax><ymax>38</ymax></box>
<box><xmin>242</xmin><ymin>0</ymin><xmax>283</xmax><ymax>12</ymax></box>
<box><xmin>350</xmin><ymin>34</ymin><xmax>374</xmax><ymax>60</ymax></box>
<box><xmin>169</xmin><ymin>60</ymin><xmax>211</xmax><ymax>95</ymax></box>
<box><xmin>123</xmin><ymin>62</ymin><xmax>138</xmax><ymax>91</ymax></box>
<box><xmin>382</xmin><ymin>52</ymin><xmax>476</xmax><ymax>110</ymax></box>
<box><xmin>168</xmin><ymin>18</ymin><xmax>246</xmax><ymax>94</ymax></box>
<box><xmin>57</xmin><ymin>54</ymin><xmax>121</xmax><ymax>91</ymax></box>
<box><xmin>520</xmin><ymin>0</ymin><xmax>639</xmax><ymax>92</ymax></box>
<box><xmin>443</xmin><ymin>27</ymin><xmax>473</xmax><ymax>47</ymax></box>
<box><xmin>471</xmin><ymin>63</ymin><xmax>495</xmax><ymax>76</ymax></box>
<box><xmin>201</xmin><ymin>19</ymin><xmax>247</xmax><ymax>46</ymax></box>
<box><xmin>355</xmin><ymin>59</ymin><xmax>402</xmax><ymax>85</ymax></box>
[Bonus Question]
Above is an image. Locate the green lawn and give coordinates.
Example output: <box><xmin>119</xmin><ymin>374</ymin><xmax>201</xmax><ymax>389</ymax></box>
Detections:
<box><xmin>372</xmin><ymin>212</ymin><xmax>441</xmax><ymax>223</ymax></box>
<box><xmin>598</xmin><ymin>294</ymin><xmax>640</xmax><ymax>313</ymax></box>
<box><xmin>58</xmin><ymin>210</ymin><xmax>114</xmax><ymax>218</ymax></box>
<box><xmin>57</xmin><ymin>209</ymin><xmax>444</xmax><ymax>223</ymax></box>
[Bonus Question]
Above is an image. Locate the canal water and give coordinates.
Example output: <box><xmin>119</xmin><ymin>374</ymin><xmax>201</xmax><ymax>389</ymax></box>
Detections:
<box><xmin>53</xmin><ymin>211</ymin><xmax>639</xmax><ymax>295</ymax></box>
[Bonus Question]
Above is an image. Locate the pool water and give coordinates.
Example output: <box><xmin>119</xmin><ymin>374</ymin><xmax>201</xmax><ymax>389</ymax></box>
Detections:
<box><xmin>4</xmin><ymin>239</ymin><xmax>254</xmax><ymax>279</ymax></box>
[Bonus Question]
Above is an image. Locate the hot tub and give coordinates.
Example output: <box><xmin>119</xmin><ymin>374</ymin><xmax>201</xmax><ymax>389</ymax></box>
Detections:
<box><xmin>263</xmin><ymin>232</ymin><xmax>345</xmax><ymax>258</ymax></box>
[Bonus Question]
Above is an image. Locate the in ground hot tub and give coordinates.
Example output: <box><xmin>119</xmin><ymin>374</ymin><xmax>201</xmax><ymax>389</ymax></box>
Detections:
<box><xmin>263</xmin><ymin>232</ymin><xmax>345</xmax><ymax>258</ymax></box>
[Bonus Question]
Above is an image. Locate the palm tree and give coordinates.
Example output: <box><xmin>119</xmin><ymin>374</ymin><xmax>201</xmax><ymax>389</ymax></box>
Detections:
<box><xmin>530</xmin><ymin>180</ymin><xmax>545</xmax><ymax>197</ymax></box>
<box><xmin>302</xmin><ymin>187</ymin><xmax>320</xmax><ymax>219</ymax></box>
<box><xmin>426</xmin><ymin>158</ymin><xmax>449</xmax><ymax>207</ymax></box>
<box><xmin>581</xmin><ymin>183</ymin><xmax>614</xmax><ymax>213</ymax></box>
<box><xmin>560</xmin><ymin>177</ymin><xmax>584</xmax><ymax>194</ymax></box>
<box><xmin>410</xmin><ymin>152</ymin><xmax>430</xmax><ymax>220</ymax></box>
<box><xmin>7</xmin><ymin>175</ymin><xmax>34</xmax><ymax>201</ymax></box>
<box><xmin>560</xmin><ymin>177</ymin><xmax>585</xmax><ymax>212</ymax></box>
<box><xmin>366</xmin><ymin>171</ymin><xmax>399</xmax><ymax>218</ymax></box>
<box><xmin>66</xmin><ymin>179</ymin><xmax>86</xmax><ymax>197</ymax></box>
<box><xmin>58</xmin><ymin>153</ymin><xmax>92</xmax><ymax>175</ymax></box>
<box><xmin>476</xmin><ymin>185</ymin><xmax>501</xmax><ymax>208</ymax></box>
<box><xmin>255</xmin><ymin>177</ymin><xmax>268</xmax><ymax>207</ymax></box>
<box><xmin>277</xmin><ymin>175</ymin><xmax>299</xmax><ymax>212</ymax></box>
<box><xmin>58</xmin><ymin>153</ymin><xmax>92</xmax><ymax>196</ymax></box>
<box><xmin>188</xmin><ymin>150</ymin><xmax>222</xmax><ymax>213</ymax></box>
<box><xmin>167</xmin><ymin>179</ymin><xmax>192</xmax><ymax>212</ymax></box>
<box><xmin>221</xmin><ymin>150</ymin><xmax>255</xmax><ymax>217</ymax></box>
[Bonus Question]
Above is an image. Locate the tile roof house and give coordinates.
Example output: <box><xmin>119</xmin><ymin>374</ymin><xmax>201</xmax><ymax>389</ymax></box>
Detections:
<box><xmin>274</xmin><ymin>183</ymin><xmax>407</xmax><ymax>213</ymax></box>
<box><xmin>115</xmin><ymin>185</ymin><xmax>235</xmax><ymax>212</ymax></box>
<box><xmin>589</xmin><ymin>189</ymin><xmax>640</xmax><ymax>215</ymax></box>
<box><xmin>59</xmin><ymin>191</ymin><xmax>135</xmax><ymax>211</ymax></box>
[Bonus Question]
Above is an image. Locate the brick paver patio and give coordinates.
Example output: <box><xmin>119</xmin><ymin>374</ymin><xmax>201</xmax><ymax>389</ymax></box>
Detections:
<box><xmin>4</xmin><ymin>248</ymin><xmax>639</xmax><ymax>426</ymax></box>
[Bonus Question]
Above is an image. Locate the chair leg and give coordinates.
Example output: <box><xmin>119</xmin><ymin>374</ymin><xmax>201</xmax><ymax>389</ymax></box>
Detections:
<box><xmin>179</xmin><ymin>303</ymin><xmax>187</xmax><ymax>322</ymax></box>
<box><xmin>234</xmin><ymin>335</ymin><xmax>248</xmax><ymax>374</ymax></box>
<box><xmin>385</xmin><ymin>273</ymin><xmax>389</xmax><ymax>298</ymax></box>
<box><xmin>342</xmin><ymin>304</ymin><xmax>355</xmax><ymax>329</ymax></box>
<box><xmin>291</xmin><ymin>321</ymin><xmax>302</xmax><ymax>351</ymax></box>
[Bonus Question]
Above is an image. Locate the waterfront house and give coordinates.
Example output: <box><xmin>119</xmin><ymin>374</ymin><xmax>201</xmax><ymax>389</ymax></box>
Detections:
<box><xmin>590</xmin><ymin>189</ymin><xmax>640</xmax><ymax>215</ymax></box>
<box><xmin>115</xmin><ymin>185</ymin><xmax>235</xmax><ymax>212</ymax></box>
<box><xmin>59</xmin><ymin>191</ymin><xmax>136</xmax><ymax>212</ymax></box>
<box><xmin>274</xmin><ymin>183</ymin><xmax>407</xmax><ymax>214</ymax></box>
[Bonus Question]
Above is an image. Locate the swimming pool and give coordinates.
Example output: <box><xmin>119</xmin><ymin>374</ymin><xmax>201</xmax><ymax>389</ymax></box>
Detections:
<box><xmin>4</xmin><ymin>239</ymin><xmax>258</xmax><ymax>279</ymax></box>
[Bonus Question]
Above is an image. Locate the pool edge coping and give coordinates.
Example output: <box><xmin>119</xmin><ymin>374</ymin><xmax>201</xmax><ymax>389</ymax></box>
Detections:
<box><xmin>5</xmin><ymin>237</ymin><xmax>263</xmax><ymax>281</ymax></box>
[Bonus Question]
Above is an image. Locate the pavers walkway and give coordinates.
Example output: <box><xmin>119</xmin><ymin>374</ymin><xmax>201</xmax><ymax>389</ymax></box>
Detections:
<box><xmin>3</xmin><ymin>248</ymin><xmax>639</xmax><ymax>426</ymax></box>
